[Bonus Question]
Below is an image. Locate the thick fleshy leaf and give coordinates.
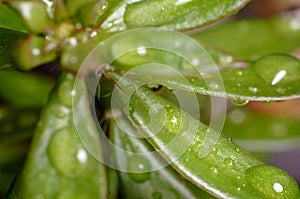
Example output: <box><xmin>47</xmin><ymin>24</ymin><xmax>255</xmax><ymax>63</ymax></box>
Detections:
<box><xmin>221</xmin><ymin>108</ymin><xmax>300</xmax><ymax>152</ymax></box>
<box><xmin>109</xmin><ymin>72</ymin><xmax>300</xmax><ymax>199</ymax></box>
<box><xmin>7</xmin><ymin>0</ymin><xmax>54</xmax><ymax>34</ymax></box>
<box><xmin>0</xmin><ymin>28</ymin><xmax>27</xmax><ymax>69</ymax></box>
<box><xmin>110</xmin><ymin>118</ymin><xmax>216</xmax><ymax>199</ymax></box>
<box><xmin>6</xmin><ymin>73</ymin><xmax>107</xmax><ymax>198</ymax></box>
<box><xmin>11</xmin><ymin>35</ymin><xmax>57</xmax><ymax>71</ymax></box>
<box><xmin>101</xmin><ymin>0</ymin><xmax>250</xmax><ymax>32</ymax></box>
<box><xmin>127</xmin><ymin>54</ymin><xmax>300</xmax><ymax>101</ymax></box>
<box><xmin>191</xmin><ymin>16</ymin><xmax>300</xmax><ymax>61</ymax></box>
<box><xmin>0</xmin><ymin>70</ymin><xmax>54</xmax><ymax>107</ymax></box>
<box><xmin>0</xmin><ymin>4</ymin><xmax>28</xmax><ymax>32</ymax></box>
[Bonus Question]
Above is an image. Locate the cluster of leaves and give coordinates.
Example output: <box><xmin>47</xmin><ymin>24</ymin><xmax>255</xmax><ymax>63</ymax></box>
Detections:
<box><xmin>0</xmin><ymin>0</ymin><xmax>300</xmax><ymax>199</ymax></box>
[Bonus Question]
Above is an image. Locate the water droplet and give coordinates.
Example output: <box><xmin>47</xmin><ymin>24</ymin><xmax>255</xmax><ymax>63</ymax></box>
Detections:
<box><xmin>128</xmin><ymin>156</ymin><xmax>151</xmax><ymax>183</ymax></box>
<box><xmin>171</xmin><ymin>116</ymin><xmax>177</xmax><ymax>124</ymax></box>
<box><xmin>237</xmin><ymin>187</ymin><xmax>241</xmax><ymax>191</ymax></box>
<box><xmin>263</xmin><ymin>100</ymin><xmax>271</xmax><ymax>104</ymax></box>
<box><xmin>90</xmin><ymin>31</ymin><xmax>97</xmax><ymax>38</ymax></box>
<box><xmin>69</xmin><ymin>37</ymin><xmax>78</xmax><ymax>46</ymax></box>
<box><xmin>245</xmin><ymin>165</ymin><xmax>299</xmax><ymax>198</ymax></box>
<box><xmin>237</xmin><ymin>71</ymin><xmax>243</xmax><ymax>76</ymax></box>
<box><xmin>224</xmin><ymin>158</ymin><xmax>236</xmax><ymax>169</ymax></box>
<box><xmin>275</xmin><ymin>87</ymin><xmax>286</xmax><ymax>94</ymax></box>
<box><xmin>58</xmin><ymin>75</ymin><xmax>77</xmax><ymax>107</ymax></box>
<box><xmin>76</xmin><ymin>149</ymin><xmax>88</xmax><ymax>163</ymax></box>
<box><xmin>48</xmin><ymin>128</ymin><xmax>90</xmax><ymax>177</ymax></box>
<box><xmin>185</xmin><ymin>158</ymin><xmax>189</xmax><ymax>162</ymax></box>
<box><xmin>248</xmin><ymin>86</ymin><xmax>258</xmax><ymax>94</ymax></box>
<box><xmin>32</xmin><ymin>48</ymin><xmax>41</xmax><ymax>56</ymax></box>
<box><xmin>210</xmin><ymin>167</ymin><xmax>219</xmax><ymax>175</ymax></box>
<box><xmin>231</xmin><ymin>99</ymin><xmax>249</xmax><ymax>107</ymax></box>
<box><xmin>137</xmin><ymin>46</ymin><xmax>147</xmax><ymax>55</ymax></box>
<box><xmin>191</xmin><ymin>58</ymin><xmax>200</xmax><ymax>66</ymax></box>
<box><xmin>273</xmin><ymin>182</ymin><xmax>283</xmax><ymax>193</ymax></box>
<box><xmin>236</xmin><ymin>148</ymin><xmax>240</xmax><ymax>152</ymax></box>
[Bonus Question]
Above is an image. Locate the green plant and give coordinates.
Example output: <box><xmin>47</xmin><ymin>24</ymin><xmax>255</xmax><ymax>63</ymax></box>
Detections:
<box><xmin>0</xmin><ymin>0</ymin><xmax>300</xmax><ymax>199</ymax></box>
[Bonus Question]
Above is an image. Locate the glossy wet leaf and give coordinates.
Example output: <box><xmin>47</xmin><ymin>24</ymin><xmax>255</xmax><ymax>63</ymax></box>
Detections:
<box><xmin>221</xmin><ymin>108</ymin><xmax>300</xmax><ymax>152</ymax></box>
<box><xmin>110</xmin><ymin>118</ymin><xmax>216</xmax><ymax>199</ymax></box>
<box><xmin>0</xmin><ymin>4</ymin><xmax>28</xmax><ymax>32</ymax></box>
<box><xmin>6</xmin><ymin>73</ymin><xmax>107</xmax><ymax>199</ymax></box>
<box><xmin>191</xmin><ymin>17</ymin><xmax>300</xmax><ymax>61</ymax></box>
<box><xmin>0</xmin><ymin>70</ymin><xmax>54</xmax><ymax>107</ymax></box>
<box><xmin>128</xmin><ymin>54</ymin><xmax>300</xmax><ymax>101</ymax></box>
<box><xmin>110</xmin><ymin>72</ymin><xmax>300</xmax><ymax>198</ymax></box>
<box><xmin>0</xmin><ymin>28</ymin><xmax>27</xmax><ymax>69</ymax></box>
<box><xmin>101</xmin><ymin>0</ymin><xmax>250</xmax><ymax>32</ymax></box>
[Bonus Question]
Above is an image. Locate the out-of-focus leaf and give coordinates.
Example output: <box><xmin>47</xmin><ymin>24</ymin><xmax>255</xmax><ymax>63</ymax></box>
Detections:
<box><xmin>0</xmin><ymin>4</ymin><xmax>28</xmax><ymax>32</ymax></box>
<box><xmin>11</xmin><ymin>35</ymin><xmax>57</xmax><ymax>71</ymax></box>
<box><xmin>101</xmin><ymin>0</ymin><xmax>250</xmax><ymax>32</ymax></box>
<box><xmin>7</xmin><ymin>1</ymin><xmax>54</xmax><ymax>34</ymax></box>
<box><xmin>0</xmin><ymin>70</ymin><xmax>54</xmax><ymax>107</ymax></box>
<box><xmin>128</xmin><ymin>54</ymin><xmax>300</xmax><ymax>101</ymax></box>
<box><xmin>222</xmin><ymin>108</ymin><xmax>300</xmax><ymax>152</ymax></box>
<box><xmin>191</xmin><ymin>17</ymin><xmax>300</xmax><ymax>61</ymax></box>
<box><xmin>0</xmin><ymin>28</ymin><xmax>27</xmax><ymax>69</ymax></box>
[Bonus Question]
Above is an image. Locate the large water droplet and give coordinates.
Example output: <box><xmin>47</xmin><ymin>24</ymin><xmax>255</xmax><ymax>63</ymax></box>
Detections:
<box><xmin>48</xmin><ymin>128</ymin><xmax>90</xmax><ymax>177</ymax></box>
<box><xmin>245</xmin><ymin>165</ymin><xmax>299</xmax><ymax>198</ymax></box>
<box><xmin>128</xmin><ymin>156</ymin><xmax>151</xmax><ymax>183</ymax></box>
<box><xmin>253</xmin><ymin>55</ymin><xmax>300</xmax><ymax>88</ymax></box>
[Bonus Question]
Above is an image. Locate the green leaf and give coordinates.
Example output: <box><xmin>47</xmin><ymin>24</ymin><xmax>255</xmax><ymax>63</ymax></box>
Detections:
<box><xmin>7</xmin><ymin>0</ymin><xmax>54</xmax><ymax>34</ymax></box>
<box><xmin>11</xmin><ymin>35</ymin><xmax>57</xmax><ymax>71</ymax></box>
<box><xmin>221</xmin><ymin>108</ymin><xmax>300</xmax><ymax>152</ymax></box>
<box><xmin>0</xmin><ymin>4</ymin><xmax>28</xmax><ymax>32</ymax></box>
<box><xmin>191</xmin><ymin>17</ymin><xmax>300</xmax><ymax>61</ymax></box>
<box><xmin>0</xmin><ymin>28</ymin><xmax>27</xmax><ymax>69</ymax></box>
<box><xmin>0</xmin><ymin>70</ymin><xmax>54</xmax><ymax>107</ymax></box>
<box><xmin>127</xmin><ymin>54</ymin><xmax>300</xmax><ymax>101</ymax></box>
<box><xmin>6</xmin><ymin>73</ymin><xmax>107</xmax><ymax>198</ymax></box>
<box><xmin>101</xmin><ymin>0</ymin><xmax>250</xmax><ymax>32</ymax></box>
<box><xmin>110</xmin><ymin>118</ymin><xmax>216</xmax><ymax>199</ymax></box>
<box><xmin>109</xmin><ymin>72</ymin><xmax>300</xmax><ymax>199</ymax></box>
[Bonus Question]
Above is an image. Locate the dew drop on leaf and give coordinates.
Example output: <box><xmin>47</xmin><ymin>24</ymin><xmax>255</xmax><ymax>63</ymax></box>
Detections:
<box><xmin>128</xmin><ymin>156</ymin><xmax>151</xmax><ymax>183</ymax></box>
<box><xmin>245</xmin><ymin>165</ymin><xmax>299</xmax><ymax>199</ymax></box>
<box><xmin>231</xmin><ymin>98</ymin><xmax>249</xmax><ymax>106</ymax></box>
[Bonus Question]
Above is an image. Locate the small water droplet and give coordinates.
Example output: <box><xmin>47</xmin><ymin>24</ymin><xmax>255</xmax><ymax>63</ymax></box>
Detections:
<box><xmin>236</xmin><ymin>148</ymin><xmax>240</xmax><ymax>152</ymax></box>
<box><xmin>275</xmin><ymin>87</ymin><xmax>286</xmax><ymax>94</ymax></box>
<box><xmin>32</xmin><ymin>48</ymin><xmax>41</xmax><ymax>56</ymax></box>
<box><xmin>185</xmin><ymin>158</ymin><xmax>189</xmax><ymax>162</ymax></box>
<box><xmin>237</xmin><ymin>187</ymin><xmax>241</xmax><ymax>191</ymax></box>
<box><xmin>137</xmin><ymin>46</ymin><xmax>147</xmax><ymax>55</ymax></box>
<box><xmin>263</xmin><ymin>100</ymin><xmax>271</xmax><ymax>104</ymax></box>
<box><xmin>210</xmin><ymin>167</ymin><xmax>219</xmax><ymax>175</ymax></box>
<box><xmin>90</xmin><ymin>31</ymin><xmax>97</xmax><ymax>38</ymax></box>
<box><xmin>248</xmin><ymin>86</ymin><xmax>258</xmax><ymax>94</ymax></box>
<box><xmin>77</xmin><ymin>149</ymin><xmax>88</xmax><ymax>163</ymax></box>
<box><xmin>171</xmin><ymin>116</ymin><xmax>177</xmax><ymax>124</ymax></box>
<box><xmin>224</xmin><ymin>158</ymin><xmax>236</xmax><ymax>169</ymax></box>
<box><xmin>69</xmin><ymin>37</ymin><xmax>78</xmax><ymax>46</ymax></box>
<box><xmin>237</xmin><ymin>71</ymin><xmax>243</xmax><ymax>76</ymax></box>
<box><xmin>191</xmin><ymin>58</ymin><xmax>200</xmax><ymax>66</ymax></box>
<box><xmin>128</xmin><ymin>156</ymin><xmax>151</xmax><ymax>183</ymax></box>
<box><xmin>231</xmin><ymin>99</ymin><xmax>249</xmax><ymax>106</ymax></box>
<box><xmin>273</xmin><ymin>182</ymin><xmax>283</xmax><ymax>193</ymax></box>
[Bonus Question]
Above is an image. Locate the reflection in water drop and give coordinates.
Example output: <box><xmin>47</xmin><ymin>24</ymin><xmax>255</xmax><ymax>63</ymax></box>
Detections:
<box><xmin>248</xmin><ymin>86</ymin><xmax>258</xmax><ymax>94</ymax></box>
<box><xmin>273</xmin><ymin>182</ymin><xmax>283</xmax><ymax>193</ymax></box>
<box><xmin>271</xmin><ymin>70</ymin><xmax>287</xmax><ymax>86</ymax></box>
<box><xmin>137</xmin><ymin>46</ymin><xmax>147</xmax><ymax>55</ymax></box>
<box><xmin>77</xmin><ymin>149</ymin><xmax>88</xmax><ymax>163</ymax></box>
